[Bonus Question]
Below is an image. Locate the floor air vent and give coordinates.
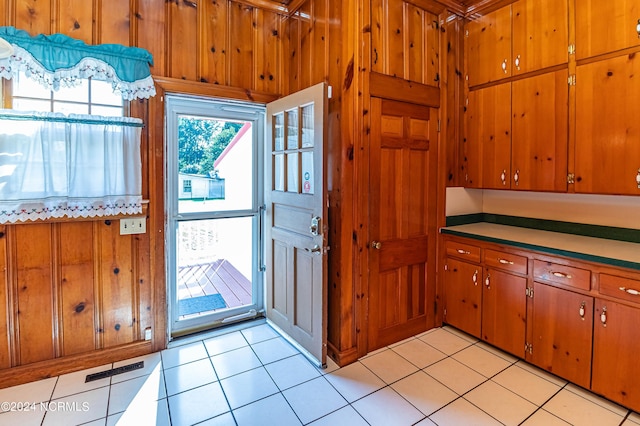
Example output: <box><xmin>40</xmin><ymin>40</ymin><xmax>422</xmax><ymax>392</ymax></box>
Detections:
<box><xmin>85</xmin><ymin>361</ymin><xmax>144</xmax><ymax>383</ymax></box>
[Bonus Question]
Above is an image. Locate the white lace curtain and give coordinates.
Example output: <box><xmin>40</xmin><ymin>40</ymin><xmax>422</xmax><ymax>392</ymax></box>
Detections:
<box><xmin>0</xmin><ymin>111</ymin><xmax>142</xmax><ymax>223</ymax></box>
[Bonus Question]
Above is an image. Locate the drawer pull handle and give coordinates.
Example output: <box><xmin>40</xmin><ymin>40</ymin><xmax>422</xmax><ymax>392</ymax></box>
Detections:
<box><xmin>457</xmin><ymin>249</ymin><xmax>471</xmax><ymax>255</ymax></box>
<box><xmin>619</xmin><ymin>287</ymin><xmax>640</xmax><ymax>296</ymax></box>
<box><xmin>498</xmin><ymin>258</ymin><xmax>514</xmax><ymax>265</ymax></box>
<box><xmin>551</xmin><ymin>271</ymin><xmax>572</xmax><ymax>279</ymax></box>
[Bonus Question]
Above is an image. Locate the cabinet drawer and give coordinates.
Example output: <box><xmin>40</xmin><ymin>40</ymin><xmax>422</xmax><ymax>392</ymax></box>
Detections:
<box><xmin>445</xmin><ymin>240</ymin><xmax>481</xmax><ymax>263</ymax></box>
<box><xmin>600</xmin><ymin>274</ymin><xmax>640</xmax><ymax>305</ymax></box>
<box><xmin>484</xmin><ymin>249</ymin><xmax>527</xmax><ymax>275</ymax></box>
<box><xmin>533</xmin><ymin>260</ymin><xmax>590</xmax><ymax>291</ymax></box>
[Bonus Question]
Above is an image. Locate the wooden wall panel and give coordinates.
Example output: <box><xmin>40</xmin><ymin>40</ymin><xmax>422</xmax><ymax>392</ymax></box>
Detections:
<box><xmin>387</xmin><ymin>1</ymin><xmax>405</xmax><ymax>78</ymax></box>
<box><xmin>14</xmin><ymin>0</ymin><xmax>52</xmax><ymax>35</ymax></box>
<box><xmin>425</xmin><ymin>11</ymin><xmax>439</xmax><ymax>86</ymax></box>
<box><xmin>15</xmin><ymin>224</ymin><xmax>55</xmax><ymax>365</ymax></box>
<box><xmin>312</xmin><ymin>0</ymin><xmax>328</xmax><ymax>84</ymax></box>
<box><xmin>200</xmin><ymin>0</ymin><xmax>229</xmax><ymax>85</ymax></box>
<box><xmin>406</xmin><ymin>3</ymin><xmax>424</xmax><ymax>82</ymax></box>
<box><xmin>55</xmin><ymin>0</ymin><xmax>94</xmax><ymax>43</ymax></box>
<box><xmin>229</xmin><ymin>2</ymin><xmax>255</xmax><ymax>89</ymax></box>
<box><xmin>0</xmin><ymin>1</ymin><xmax>6</xmax><ymax>27</ymax></box>
<box><xmin>137</xmin><ymin>0</ymin><xmax>167</xmax><ymax>76</ymax></box>
<box><xmin>0</xmin><ymin>227</ymin><xmax>9</xmax><ymax>369</ymax></box>
<box><xmin>58</xmin><ymin>222</ymin><xmax>96</xmax><ymax>356</ymax></box>
<box><xmin>169</xmin><ymin>0</ymin><xmax>198</xmax><ymax>80</ymax></box>
<box><xmin>99</xmin><ymin>221</ymin><xmax>135</xmax><ymax>348</ymax></box>
<box><xmin>371</xmin><ymin>0</ymin><xmax>384</xmax><ymax>74</ymax></box>
<box><xmin>97</xmin><ymin>0</ymin><xmax>131</xmax><ymax>45</ymax></box>
<box><xmin>136</xmin><ymin>232</ymin><xmax>152</xmax><ymax>341</ymax></box>
<box><xmin>299</xmin><ymin>2</ymin><xmax>312</xmax><ymax>89</ymax></box>
<box><xmin>255</xmin><ymin>9</ymin><xmax>281</xmax><ymax>93</ymax></box>
<box><xmin>286</xmin><ymin>15</ymin><xmax>300</xmax><ymax>94</ymax></box>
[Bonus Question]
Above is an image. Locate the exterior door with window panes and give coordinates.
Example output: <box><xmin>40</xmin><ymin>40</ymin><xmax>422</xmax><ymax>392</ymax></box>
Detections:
<box><xmin>265</xmin><ymin>83</ymin><xmax>328</xmax><ymax>367</ymax></box>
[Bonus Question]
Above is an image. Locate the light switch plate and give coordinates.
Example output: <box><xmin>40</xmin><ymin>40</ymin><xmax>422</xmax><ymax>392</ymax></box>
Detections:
<box><xmin>120</xmin><ymin>217</ymin><xmax>146</xmax><ymax>235</ymax></box>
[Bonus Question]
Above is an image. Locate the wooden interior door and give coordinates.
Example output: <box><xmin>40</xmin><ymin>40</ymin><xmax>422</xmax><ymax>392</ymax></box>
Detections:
<box><xmin>265</xmin><ymin>83</ymin><xmax>328</xmax><ymax>367</ymax></box>
<box><xmin>367</xmin><ymin>98</ymin><xmax>438</xmax><ymax>351</ymax></box>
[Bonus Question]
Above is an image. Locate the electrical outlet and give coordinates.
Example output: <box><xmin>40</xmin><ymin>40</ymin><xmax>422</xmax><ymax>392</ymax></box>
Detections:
<box><xmin>120</xmin><ymin>217</ymin><xmax>146</xmax><ymax>235</ymax></box>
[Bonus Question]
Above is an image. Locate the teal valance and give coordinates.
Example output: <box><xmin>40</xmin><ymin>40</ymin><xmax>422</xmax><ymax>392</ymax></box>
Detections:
<box><xmin>0</xmin><ymin>26</ymin><xmax>156</xmax><ymax>100</ymax></box>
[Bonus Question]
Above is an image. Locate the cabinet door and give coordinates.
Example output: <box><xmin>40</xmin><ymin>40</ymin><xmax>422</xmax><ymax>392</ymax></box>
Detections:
<box><xmin>530</xmin><ymin>283</ymin><xmax>593</xmax><ymax>388</ymax></box>
<box><xmin>511</xmin><ymin>0</ymin><xmax>569</xmax><ymax>76</ymax></box>
<box><xmin>575</xmin><ymin>54</ymin><xmax>640</xmax><ymax>195</ymax></box>
<box><xmin>444</xmin><ymin>258</ymin><xmax>482</xmax><ymax>337</ymax></box>
<box><xmin>466</xmin><ymin>6</ymin><xmax>512</xmax><ymax>87</ymax></box>
<box><xmin>511</xmin><ymin>69</ymin><xmax>568</xmax><ymax>191</ymax></box>
<box><xmin>466</xmin><ymin>83</ymin><xmax>512</xmax><ymax>189</ymax></box>
<box><xmin>592</xmin><ymin>299</ymin><xmax>640</xmax><ymax>412</ymax></box>
<box><xmin>576</xmin><ymin>0</ymin><xmax>640</xmax><ymax>60</ymax></box>
<box><xmin>482</xmin><ymin>268</ymin><xmax>527</xmax><ymax>357</ymax></box>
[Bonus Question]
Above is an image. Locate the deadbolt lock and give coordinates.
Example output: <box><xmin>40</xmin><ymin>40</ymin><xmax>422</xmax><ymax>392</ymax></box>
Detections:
<box><xmin>310</xmin><ymin>216</ymin><xmax>321</xmax><ymax>236</ymax></box>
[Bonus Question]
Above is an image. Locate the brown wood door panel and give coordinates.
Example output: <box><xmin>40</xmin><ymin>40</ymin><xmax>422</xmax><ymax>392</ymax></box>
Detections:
<box><xmin>368</xmin><ymin>98</ymin><xmax>437</xmax><ymax>351</ymax></box>
<box><xmin>444</xmin><ymin>258</ymin><xmax>482</xmax><ymax>338</ymax></box>
<box><xmin>511</xmin><ymin>69</ymin><xmax>568</xmax><ymax>191</ymax></box>
<box><xmin>466</xmin><ymin>6</ymin><xmax>512</xmax><ymax>87</ymax></box>
<box><xmin>576</xmin><ymin>0</ymin><xmax>640</xmax><ymax>60</ymax></box>
<box><xmin>482</xmin><ymin>268</ymin><xmax>526</xmax><ymax>358</ymax></box>
<box><xmin>511</xmin><ymin>0</ymin><xmax>568</xmax><ymax>76</ymax></box>
<box><xmin>575</xmin><ymin>54</ymin><xmax>640</xmax><ymax>195</ymax></box>
<box><xmin>530</xmin><ymin>282</ymin><xmax>593</xmax><ymax>388</ymax></box>
<box><xmin>593</xmin><ymin>299</ymin><xmax>640</xmax><ymax>412</ymax></box>
<box><xmin>467</xmin><ymin>83</ymin><xmax>512</xmax><ymax>189</ymax></box>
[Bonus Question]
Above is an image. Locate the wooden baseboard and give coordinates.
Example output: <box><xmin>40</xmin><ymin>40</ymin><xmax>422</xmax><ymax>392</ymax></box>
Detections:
<box><xmin>0</xmin><ymin>341</ymin><xmax>153</xmax><ymax>389</ymax></box>
<box><xmin>327</xmin><ymin>341</ymin><xmax>359</xmax><ymax>367</ymax></box>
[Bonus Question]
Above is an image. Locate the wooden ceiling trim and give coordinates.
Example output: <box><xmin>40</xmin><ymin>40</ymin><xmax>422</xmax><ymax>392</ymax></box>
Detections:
<box><xmin>430</xmin><ymin>0</ymin><xmax>467</xmax><ymax>16</ymax></box>
<box><xmin>233</xmin><ymin>0</ymin><xmax>289</xmax><ymax>14</ymax></box>
<box><xmin>285</xmin><ymin>0</ymin><xmax>307</xmax><ymax>16</ymax></box>
<box><xmin>464</xmin><ymin>0</ymin><xmax>516</xmax><ymax>18</ymax></box>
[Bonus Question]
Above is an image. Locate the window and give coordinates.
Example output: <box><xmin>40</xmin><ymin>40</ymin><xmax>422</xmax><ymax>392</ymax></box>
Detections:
<box><xmin>6</xmin><ymin>71</ymin><xmax>125</xmax><ymax>116</ymax></box>
<box><xmin>183</xmin><ymin>179</ymin><xmax>192</xmax><ymax>193</ymax></box>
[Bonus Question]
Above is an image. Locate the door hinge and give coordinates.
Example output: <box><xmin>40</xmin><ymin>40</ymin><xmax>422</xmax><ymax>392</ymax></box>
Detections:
<box><xmin>568</xmin><ymin>44</ymin><xmax>576</xmax><ymax>55</ymax></box>
<box><xmin>567</xmin><ymin>173</ymin><xmax>575</xmax><ymax>184</ymax></box>
<box><xmin>568</xmin><ymin>75</ymin><xmax>577</xmax><ymax>86</ymax></box>
<box><xmin>525</xmin><ymin>287</ymin><xmax>534</xmax><ymax>298</ymax></box>
<box><xmin>525</xmin><ymin>342</ymin><xmax>533</xmax><ymax>354</ymax></box>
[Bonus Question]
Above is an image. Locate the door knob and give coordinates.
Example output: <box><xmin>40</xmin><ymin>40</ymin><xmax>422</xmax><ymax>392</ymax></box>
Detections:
<box><xmin>305</xmin><ymin>245</ymin><xmax>322</xmax><ymax>254</ymax></box>
<box><xmin>371</xmin><ymin>241</ymin><xmax>382</xmax><ymax>249</ymax></box>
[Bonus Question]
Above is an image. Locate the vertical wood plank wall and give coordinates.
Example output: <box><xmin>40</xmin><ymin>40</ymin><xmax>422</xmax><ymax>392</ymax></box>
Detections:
<box><xmin>0</xmin><ymin>0</ymin><xmax>445</xmax><ymax>381</ymax></box>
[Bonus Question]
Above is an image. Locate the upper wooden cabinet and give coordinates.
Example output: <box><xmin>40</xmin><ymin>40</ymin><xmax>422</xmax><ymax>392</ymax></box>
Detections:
<box><xmin>576</xmin><ymin>0</ymin><xmax>640</xmax><ymax>60</ymax></box>
<box><xmin>575</xmin><ymin>53</ymin><xmax>640</xmax><ymax>195</ymax></box>
<box><xmin>466</xmin><ymin>0</ymin><xmax>568</xmax><ymax>87</ymax></box>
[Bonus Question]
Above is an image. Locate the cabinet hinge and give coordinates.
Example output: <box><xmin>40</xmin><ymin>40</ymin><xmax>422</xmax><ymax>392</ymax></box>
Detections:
<box><xmin>525</xmin><ymin>287</ymin><xmax>534</xmax><ymax>298</ymax></box>
<box><xmin>568</xmin><ymin>75</ymin><xmax>577</xmax><ymax>86</ymax></box>
<box><xmin>525</xmin><ymin>342</ymin><xmax>533</xmax><ymax>354</ymax></box>
<box><xmin>444</xmin><ymin>264</ymin><xmax>449</xmax><ymax>271</ymax></box>
<box><xmin>567</xmin><ymin>173</ymin><xmax>575</xmax><ymax>184</ymax></box>
<box><xmin>465</xmin><ymin>29</ymin><xmax>469</xmax><ymax>38</ymax></box>
<box><xmin>568</xmin><ymin>44</ymin><xmax>576</xmax><ymax>55</ymax></box>
<box><xmin>443</xmin><ymin>308</ymin><xmax>447</xmax><ymax>317</ymax></box>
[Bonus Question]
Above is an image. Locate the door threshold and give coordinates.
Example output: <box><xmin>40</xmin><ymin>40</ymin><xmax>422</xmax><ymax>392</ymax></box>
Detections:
<box><xmin>168</xmin><ymin>317</ymin><xmax>266</xmax><ymax>349</ymax></box>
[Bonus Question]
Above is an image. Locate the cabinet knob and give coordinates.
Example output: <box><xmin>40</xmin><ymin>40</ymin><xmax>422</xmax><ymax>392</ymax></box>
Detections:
<box><xmin>513</xmin><ymin>170</ymin><xmax>520</xmax><ymax>186</ymax></box>
<box><xmin>370</xmin><ymin>241</ymin><xmax>382</xmax><ymax>250</ymax></box>
<box><xmin>636</xmin><ymin>168</ymin><xmax>640</xmax><ymax>188</ymax></box>
<box><xmin>501</xmin><ymin>170</ymin><xmax>507</xmax><ymax>186</ymax></box>
<box><xmin>600</xmin><ymin>306</ymin><xmax>607</xmax><ymax>327</ymax></box>
<box><xmin>501</xmin><ymin>59</ymin><xmax>508</xmax><ymax>73</ymax></box>
<box><xmin>472</xmin><ymin>270</ymin><xmax>478</xmax><ymax>285</ymax></box>
<box><xmin>579</xmin><ymin>301</ymin><xmax>586</xmax><ymax>320</ymax></box>
<box><xmin>515</xmin><ymin>54</ymin><xmax>521</xmax><ymax>71</ymax></box>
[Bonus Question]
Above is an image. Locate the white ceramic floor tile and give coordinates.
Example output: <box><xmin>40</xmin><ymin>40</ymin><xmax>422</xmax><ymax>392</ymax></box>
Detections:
<box><xmin>565</xmin><ymin>383</ymin><xmax>629</xmax><ymax>415</ymax></box>
<box><xmin>251</xmin><ymin>337</ymin><xmax>298</xmax><ymax>365</ymax></box>
<box><xmin>168</xmin><ymin>382</ymin><xmax>230</xmax><ymax>426</ymax></box>
<box><xmin>107</xmin><ymin>373</ymin><xmax>166</xmax><ymax>416</ymax></box>
<box><xmin>465</xmin><ymin>380</ymin><xmax>537</xmax><ymax>425</ymax></box>
<box><xmin>520</xmin><ymin>409</ymin><xmax>571</xmax><ymax>426</ymax></box>
<box><xmin>111</xmin><ymin>352</ymin><xmax>163</xmax><ymax>384</ymax></box>
<box><xmin>210</xmin><ymin>345</ymin><xmax>262</xmax><ymax>379</ymax></box>
<box><xmin>359</xmin><ymin>348</ymin><xmax>419</xmax><ymax>384</ymax></box>
<box><xmin>197</xmin><ymin>412</ymin><xmax>237</xmax><ymax>425</ymax></box>
<box><xmin>514</xmin><ymin>361</ymin><xmax>567</xmax><ymax>387</ymax></box>
<box><xmin>324</xmin><ymin>361</ymin><xmax>386</xmax><ymax>403</ymax></box>
<box><xmin>283</xmin><ymin>377</ymin><xmax>348</xmax><ymax>424</ymax></box>
<box><xmin>0</xmin><ymin>377</ymin><xmax>57</xmax><ymax>410</ymax></box>
<box><xmin>241</xmin><ymin>324</ymin><xmax>279</xmax><ymax>344</ymax></box>
<box><xmin>428</xmin><ymin>397</ymin><xmax>502</xmax><ymax>426</ymax></box>
<box><xmin>204</xmin><ymin>330</ymin><xmax>249</xmax><ymax>356</ymax></box>
<box><xmin>52</xmin><ymin>363</ymin><xmax>112</xmax><ymax>399</ymax></box>
<box><xmin>543</xmin><ymin>387</ymin><xmax>627</xmax><ymax>425</ymax></box>
<box><xmin>43</xmin><ymin>386</ymin><xmax>110</xmax><ymax>426</ymax></box>
<box><xmin>492</xmin><ymin>364</ymin><xmax>562</xmax><ymax>406</ymax></box>
<box><xmin>82</xmin><ymin>419</ymin><xmax>107</xmax><ymax>426</ymax></box>
<box><xmin>107</xmin><ymin>398</ymin><xmax>170</xmax><ymax>426</ymax></box>
<box><xmin>319</xmin><ymin>356</ymin><xmax>340</xmax><ymax>375</ymax></box>
<box><xmin>265</xmin><ymin>353</ymin><xmax>321</xmax><ymax>390</ymax></box>
<box><xmin>161</xmin><ymin>341</ymin><xmax>208</xmax><ymax>369</ymax></box>
<box><xmin>415</xmin><ymin>418</ymin><xmax>438</xmax><ymax>425</ymax></box>
<box><xmin>352</xmin><ymin>387</ymin><xmax>425</xmax><ymax>426</ymax></box>
<box><xmin>391</xmin><ymin>370</ymin><xmax>458</xmax><ymax>416</ymax></box>
<box><xmin>391</xmin><ymin>338</ymin><xmax>447</xmax><ymax>369</ymax></box>
<box><xmin>452</xmin><ymin>344</ymin><xmax>513</xmax><ymax>378</ymax></box>
<box><xmin>307</xmin><ymin>405</ymin><xmax>369</xmax><ymax>426</ymax></box>
<box><xmin>0</xmin><ymin>406</ymin><xmax>46</xmax><ymax>426</ymax></box>
<box><xmin>474</xmin><ymin>341</ymin><xmax>519</xmax><ymax>363</ymax></box>
<box><xmin>163</xmin><ymin>358</ymin><xmax>217</xmax><ymax>396</ymax></box>
<box><xmin>233</xmin><ymin>393</ymin><xmax>302</xmax><ymax>426</ymax></box>
<box><xmin>424</xmin><ymin>357</ymin><xmax>486</xmax><ymax>395</ymax></box>
<box><xmin>220</xmin><ymin>367</ymin><xmax>279</xmax><ymax>409</ymax></box>
<box><xmin>625</xmin><ymin>412</ymin><xmax>640</xmax><ymax>425</ymax></box>
<box><xmin>418</xmin><ymin>327</ymin><xmax>475</xmax><ymax>355</ymax></box>
<box><xmin>442</xmin><ymin>326</ymin><xmax>480</xmax><ymax>343</ymax></box>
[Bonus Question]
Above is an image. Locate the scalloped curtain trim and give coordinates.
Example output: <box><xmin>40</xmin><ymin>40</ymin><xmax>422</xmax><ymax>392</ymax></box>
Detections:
<box><xmin>0</xmin><ymin>197</ymin><xmax>143</xmax><ymax>223</ymax></box>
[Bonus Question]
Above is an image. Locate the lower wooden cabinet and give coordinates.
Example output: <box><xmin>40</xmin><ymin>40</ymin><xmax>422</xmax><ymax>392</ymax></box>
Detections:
<box><xmin>529</xmin><ymin>282</ymin><xmax>593</xmax><ymax>389</ymax></box>
<box><xmin>444</xmin><ymin>257</ymin><xmax>482</xmax><ymax>337</ymax></box>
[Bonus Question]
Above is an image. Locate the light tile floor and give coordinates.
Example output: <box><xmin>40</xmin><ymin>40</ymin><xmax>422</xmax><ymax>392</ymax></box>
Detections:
<box><xmin>0</xmin><ymin>322</ymin><xmax>638</xmax><ymax>426</ymax></box>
